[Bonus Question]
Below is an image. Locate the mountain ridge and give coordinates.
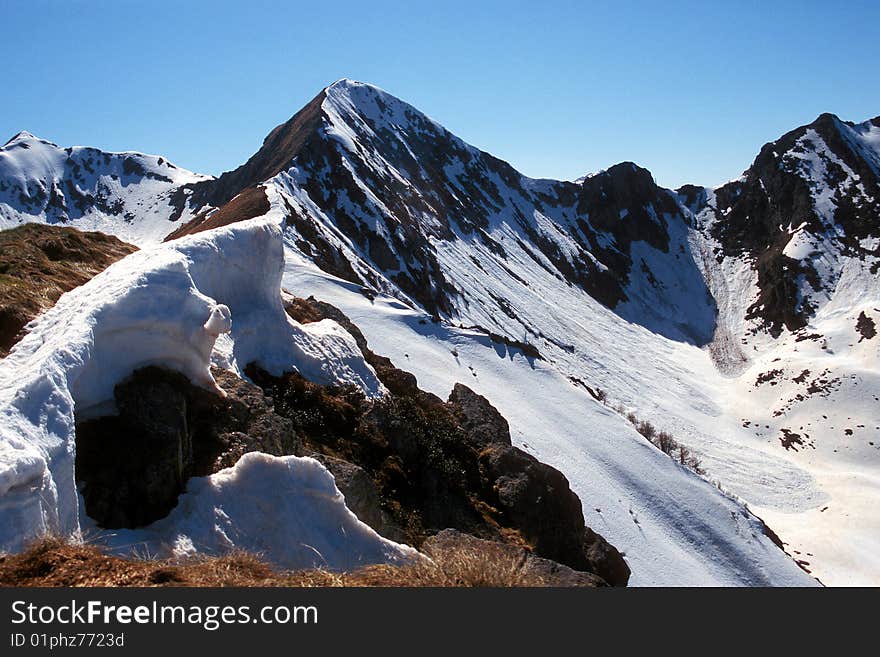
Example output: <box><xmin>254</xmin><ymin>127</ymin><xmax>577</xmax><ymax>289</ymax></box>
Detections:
<box><xmin>1</xmin><ymin>80</ymin><xmax>878</xmax><ymax>584</ymax></box>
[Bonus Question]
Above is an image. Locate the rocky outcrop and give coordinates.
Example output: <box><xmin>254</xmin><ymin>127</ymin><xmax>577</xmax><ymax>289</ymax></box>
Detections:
<box><xmin>857</xmin><ymin>311</ymin><xmax>877</xmax><ymax>342</ymax></box>
<box><xmin>448</xmin><ymin>382</ymin><xmax>513</xmax><ymax>448</ymax></box>
<box><xmin>75</xmin><ymin>293</ymin><xmax>629</xmax><ymax>584</ymax></box>
<box><xmin>448</xmin><ymin>381</ymin><xmax>629</xmax><ymax>586</ymax></box>
<box><xmin>0</xmin><ymin>224</ymin><xmax>137</xmax><ymax>355</ymax></box>
<box><xmin>476</xmin><ymin>439</ymin><xmax>629</xmax><ymax>585</ymax></box>
<box><xmin>697</xmin><ymin>113</ymin><xmax>880</xmax><ymax>336</ymax></box>
<box><xmin>422</xmin><ymin>529</ymin><xmax>606</xmax><ymax>587</ymax></box>
<box><xmin>266</xmin><ymin>294</ymin><xmax>631</xmax><ymax>584</ymax></box>
<box><xmin>310</xmin><ymin>453</ymin><xmax>405</xmax><ymax>542</ymax></box>
<box><xmin>75</xmin><ymin>366</ymin><xmax>297</xmax><ymax>528</ymax></box>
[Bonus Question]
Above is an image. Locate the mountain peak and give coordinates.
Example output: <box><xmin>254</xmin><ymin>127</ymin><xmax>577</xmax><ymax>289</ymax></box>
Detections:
<box><xmin>326</xmin><ymin>78</ymin><xmax>373</xmax><ymax>92</ymax></box>
<box><xmin>3</xmin><ymin>131</ymin><xmax>46</xmax><ymax>148</ymax></box>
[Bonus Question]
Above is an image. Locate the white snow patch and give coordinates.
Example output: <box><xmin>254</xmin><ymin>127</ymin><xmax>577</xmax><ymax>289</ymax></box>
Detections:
<box><xmin>0</xmin><ymin>219</ymin><xmax>383</xmax><ymax>552</ymax></box>
<box><xmin>95</xmin><ymin>452</ymin><xmax>418</xmax><ymax>571</ymax></box>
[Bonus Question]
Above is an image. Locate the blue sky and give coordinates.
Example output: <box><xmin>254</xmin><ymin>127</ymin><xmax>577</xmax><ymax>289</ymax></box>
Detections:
<box><xmin>2</xmin><ymin>0</ymin><xmax>878</xmax><ymax>188</ymax></box>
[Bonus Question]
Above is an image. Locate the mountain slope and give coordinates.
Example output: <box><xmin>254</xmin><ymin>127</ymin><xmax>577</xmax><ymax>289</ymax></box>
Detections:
<box><xmin>0</xmin><ymin>132</ymin><xmax>210</xmax><ymax>245</ymax></box>
<box><xmin>677</xmin><ymin>112</ymin><xmax>880</xmax><ymax>584</ymax></box>
<box><xmin>2</xmin><ymin>80</ymin><xmax>876</xmax><ymax>584</ymax></box>
<box><xmin>0</xmin><ymin>224</ymin><xmax>137</xmax><ymax>355</ymax></box>
<box><xmin>189</xmin><ymin>81</ymin><xmax>873</xmax><ymax>584</ymax></box>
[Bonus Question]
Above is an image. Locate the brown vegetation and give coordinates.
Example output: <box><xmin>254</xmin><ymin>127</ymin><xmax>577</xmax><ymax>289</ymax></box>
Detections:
<box><xmin>0</xmin><ymin>536</ymin><xmax>567</xmax><ymax>588</ymax></box>
<box><xmin>604</xmin><ymin>397</ymin><xmax>705</xmax><ymax>475</ymax></box>
<box><xmin>0</xmin><ymin>224</ymin><xmax>136</xmax><ymax>355</ymax></box>
<box><xmin>164</xmin><ymin>186</ymin><xmax>270</xmax><ymax>241</ymax></box>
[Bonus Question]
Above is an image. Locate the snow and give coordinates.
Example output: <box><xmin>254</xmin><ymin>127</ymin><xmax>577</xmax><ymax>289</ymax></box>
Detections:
<box><xmin>93</xmin><ymin>452</ymin><xmax>418</xmax><ymax>571</ymax></box>
<box><xmin>689</xmin><ymin>182</ymin><xmax>880</xmax><ymax>585</ymax></box>
<box><xmin>284</xmin><ymin>253</ymin><xmax>817</xmax><ymax>586</ymax></box>
<box><xmin>268</xmin><ymin>86</ymin><xmax>877</xmax><ymax>584</ymax></box>
<box><xmin>0</xmin><ymin>219</ymin><xmax>383</xmax><ymax>553</ymax></box>
<box><xmin>2</xmin><ymin>84</ymin><xmax>877</xmax><ymax>585</ymax></box>
<box><xmin>0</xmin><ymin>132</ymin><xmax>210</xmax><ymax>246</ymax></box>
<box><xmin>784</xmin><ymin>128</ymin><xmax>868</xmax><ymax>226</ymax></box>
<box><xmin>782</xmin><ymin>229</ymin><xmax>815</xmax><ymax>260</ymax></box>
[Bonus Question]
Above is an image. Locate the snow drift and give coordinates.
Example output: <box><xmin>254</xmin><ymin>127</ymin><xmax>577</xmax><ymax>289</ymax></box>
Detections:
<box><xmin>95</xmin><ymin>452</ymin><xmax>419</xmax><ymax>570</ymax></box>
<box><xmin>0</xmin><ymin>219</ymin><xmax>386</xmax><ymax>557</ymax></box>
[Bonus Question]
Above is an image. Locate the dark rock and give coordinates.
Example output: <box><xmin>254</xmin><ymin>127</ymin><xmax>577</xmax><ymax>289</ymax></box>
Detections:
<box><xmin>479</xmin><ymin>442</ymin><xmax>630</xmax><ymax>586</ymax></box>
<box><xmin>856</xmin><ymin>311</ymin><xmax>876</xmax><ymax>342</ymax></box>
<box><xmin>75</xmin><ymin>366</ymin><xmax>298</xmax><ymax>529</ymax></box>
<box><xmin>581</xmin><ymin>527</ymin><xmax>631</xmax><ymax>588</ymax></box>
<box><xmin>310</xmin><ymin>454</ymin><xmax>404</xmax><ymax>542</ymax></box>
<box><xmin>448</xmin><ymin>383</ymin><xmax>512</xmax><ymax>448</ymax></box>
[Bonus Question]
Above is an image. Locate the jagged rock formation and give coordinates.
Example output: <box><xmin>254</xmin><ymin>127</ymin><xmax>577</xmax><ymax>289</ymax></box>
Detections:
<box><xmin>684</xmin><ymin>113</ymin><xmax>880</xmax><ymax>336</ymax></box>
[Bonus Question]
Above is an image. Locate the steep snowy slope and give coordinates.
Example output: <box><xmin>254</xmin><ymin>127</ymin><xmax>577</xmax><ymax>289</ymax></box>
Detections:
<box><xmin>172</xmin><ymin>80</ymin><xmax>715</xmax><ymax>346</ymax></box>
<box><xmin>0</xmin><ymin>219</ymin><xmax>389</xmax><ymax>566</ymax></box>
<box><xmin>189</xmin><ymin>186</ymin><xmax>814</xmax><ymax>585</ymax></box>
<box><xmin>0</xmin><ymin>131</ymin><xmax>210</xmax><ymax>245</ymax></box>
<box><xmin>177</xmin><ymin>81</ymin><xmax>873</xmax><ymax>585</ymax></box>
<box><xmin>282</xmin><ymin>252</ymin><xmax>814</xmax><ymax>586</ymax></box>
<box><xmin>679</xmin><ymin>114</ymin><xmax>880</xmax><ymax>584</ymax></box>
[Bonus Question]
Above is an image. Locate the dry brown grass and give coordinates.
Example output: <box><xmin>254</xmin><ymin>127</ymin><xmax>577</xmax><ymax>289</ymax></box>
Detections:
<box><xmin>350</xmin><ymin>543</ymin><xmax>546</xmax><ymax>587</ymax></box>
<box><xmin>0</xmin><ymin>224</ymin><xmax>136</xmax><ymax>355</ymax></box>
<box><xmin>0</xmin><ymin>537</ymin><xmax>549</xmax><ymax>588</ymax></box>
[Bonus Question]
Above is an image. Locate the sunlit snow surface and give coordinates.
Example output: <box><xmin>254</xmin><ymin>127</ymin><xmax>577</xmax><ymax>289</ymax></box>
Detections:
<box><xmin>272</xmin><ymin>85</ymin><xmax>879</xmax><ymax>585</ymax></box>
<box><xmin>283</xmin><ymin>251</ymin><xmax>815</xmax><ymax>586</ymax></box>
<box><xmin>2</xmin><ymin>83</ymin><xmax>878</xmax><ymax>584</ymax></box>
<box><xmin>0</xmin><ymin>220</ymin><xmax>399</xmax><ymax>570</ymax></box>
<box><xmin>0</xmin><ymin>132</ymin><xmax>209</xmax><ymax>246</ymax></box>
<box><xmin>93</xmin><ymin>452</ymin><xmax>418</xmax><ymax>571</ymax></box>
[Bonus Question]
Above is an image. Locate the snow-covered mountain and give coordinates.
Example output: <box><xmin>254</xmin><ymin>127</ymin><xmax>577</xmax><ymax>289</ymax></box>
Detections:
<box><xmin>173</xmin><ymin>81</ymin><xmax>716</xmax><ymax>346</ymax></box>
<box><xmin>1</xmin><ymin>79</ymin><xmax>877</xmax><ymax>585</ymax></box>
<box><xmin>0</xmin><ymin>131</ymin><xmax>210</xmax><ymax>245</ymax></box>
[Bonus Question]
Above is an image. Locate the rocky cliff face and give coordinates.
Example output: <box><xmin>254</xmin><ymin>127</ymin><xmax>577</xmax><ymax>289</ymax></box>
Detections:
<box><xmin>685</xmin><ymin>113</ymin><xmax>880</xmax><ymax>337</ymax></box>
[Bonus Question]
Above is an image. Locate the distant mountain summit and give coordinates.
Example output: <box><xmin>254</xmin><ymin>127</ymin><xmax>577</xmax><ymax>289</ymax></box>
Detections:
<box><xmin>681</xmin><ymin>112</ymin><xmax>880</xmax><ymax>337</ymax></box>
<box><xmin>0</xmin><ymin>131</ymin><xmax>210</xmax><ymax>245</ymax></box>
<box><xmin>170</xmin><ymin>80</ymin><xmax>716</xmax><ymax>344</ymax></box>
